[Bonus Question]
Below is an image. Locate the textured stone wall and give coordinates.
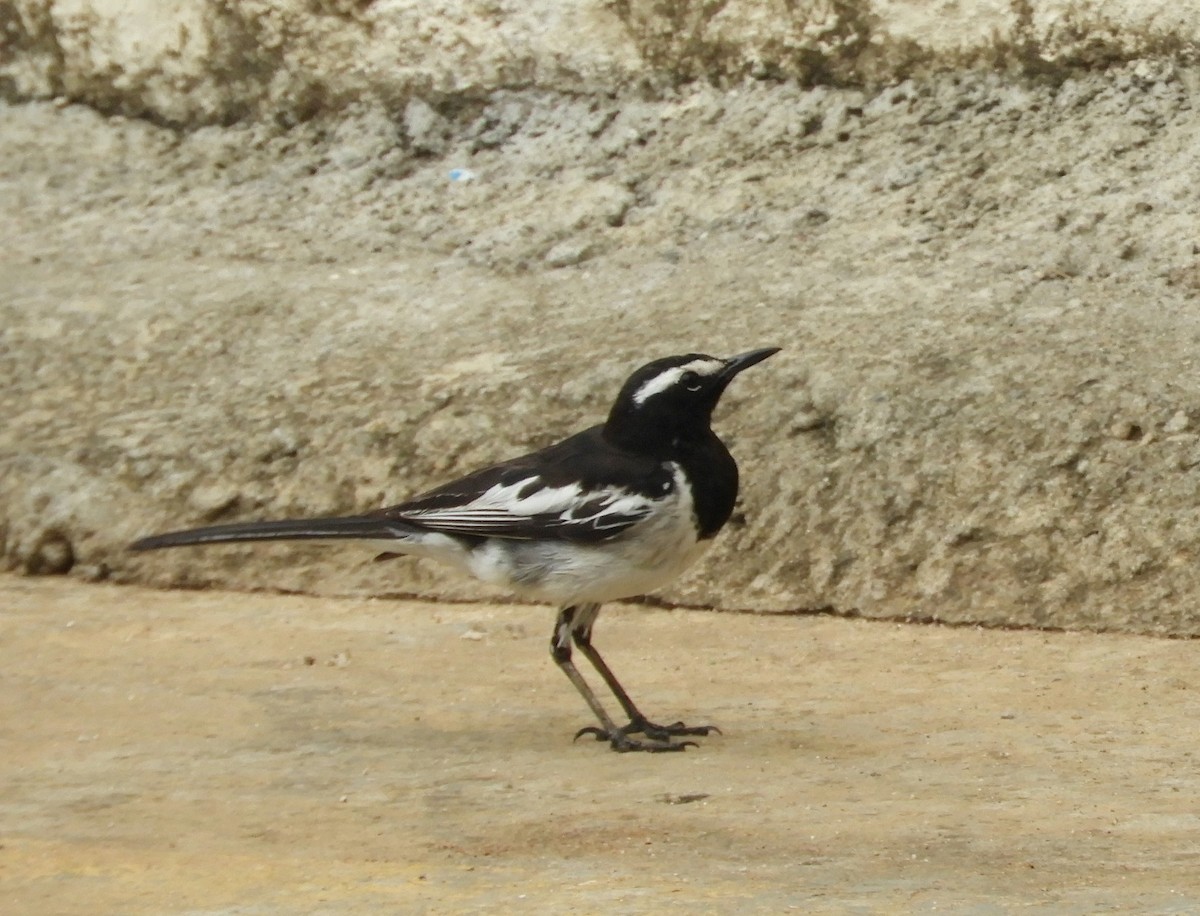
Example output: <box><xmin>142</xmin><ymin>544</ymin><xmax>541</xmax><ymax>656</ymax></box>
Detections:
<box><xmin>2</xmin><ymin>1</ymin><xmax>1196</xmax><ymax>125</ymax></box>
<box><xmin>6</xmin><ymin>2</ymin><xmax>1200</xmax><ymax>634</ymax></box>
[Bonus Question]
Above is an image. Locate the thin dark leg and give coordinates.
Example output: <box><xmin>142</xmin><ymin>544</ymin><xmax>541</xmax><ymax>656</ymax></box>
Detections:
<box><xmin>572</xmin><ymin>626</ymin><xmax>649</xmax><ymax>723</ymax></box>
<box><xmin>550</xmin><ymin>606</ymin><xmax>690</xmax><ymax>753</ymax></box>
<box><xmin>550</xmin><ymin>607</ymin><xmax>621</xmax><ymax>736</ymax></box>
<box><xmin>572</xmin><ymin>609</ymin><xmax>719</xmax><ymax>742</ymax></box>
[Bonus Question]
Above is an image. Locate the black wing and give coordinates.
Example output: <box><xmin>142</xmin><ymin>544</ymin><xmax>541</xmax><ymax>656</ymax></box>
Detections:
<box><xmin>380</xmin><ymin>426</ymin><xmax>676</xmax><ymax>543</ymax></box>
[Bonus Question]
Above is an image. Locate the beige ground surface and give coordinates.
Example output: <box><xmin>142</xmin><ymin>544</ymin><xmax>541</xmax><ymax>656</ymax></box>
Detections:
<box><xmin>4</xmin><ymin>574</ymin><xmax>1200</xmax><ymax>913</ymax></box>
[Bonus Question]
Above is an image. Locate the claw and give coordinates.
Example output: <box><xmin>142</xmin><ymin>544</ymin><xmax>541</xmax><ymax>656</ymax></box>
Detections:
<box><xmin>573</xmin><ymin>720</ymin><xmax>710</xmax><ymax>752</ymax></box>
<box><xmin>610</xmin><ymin>733</ymin><xmax>697</xmax><ymax>753</ymax></box>
<box><xmin>627</xmin><ymin>717</ymin><xmax>722</xmax><ymax>740</ymax></box>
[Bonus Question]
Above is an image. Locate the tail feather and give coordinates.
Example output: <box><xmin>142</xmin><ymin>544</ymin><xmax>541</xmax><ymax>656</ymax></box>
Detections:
<box><xmin>130</xmin><ymin>514</ymin><xmax>412</xmax><ymax>551</ymax></box>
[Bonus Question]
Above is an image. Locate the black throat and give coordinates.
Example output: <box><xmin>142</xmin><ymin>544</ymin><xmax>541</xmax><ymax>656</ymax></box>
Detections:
<box><xmin>603</xmin><ymin>412</ymin><xmax>740</xmax><ymax>541</ymax></box>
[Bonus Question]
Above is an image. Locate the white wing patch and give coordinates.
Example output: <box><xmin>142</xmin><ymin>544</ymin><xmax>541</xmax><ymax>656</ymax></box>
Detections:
<box><xmin>632</xmin><ymin>357</ymin><xmax>725</xmax><ymax>405</ymax></box>
<box><xmin>400</xmin><ymin>477</ymin><xmax>655</xmax><ymax>539</ymax></box>
<box><xmin>560</xmin><ymin>488</ymin><xmax>654</xmax><ymax>532</ymax></box>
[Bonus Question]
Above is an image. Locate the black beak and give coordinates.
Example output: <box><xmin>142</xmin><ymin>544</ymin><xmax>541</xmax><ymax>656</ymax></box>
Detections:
<box><xmin>720</xmin><ymin>347</ymin><xmax>781</xmax><ymax>380</ymax></box>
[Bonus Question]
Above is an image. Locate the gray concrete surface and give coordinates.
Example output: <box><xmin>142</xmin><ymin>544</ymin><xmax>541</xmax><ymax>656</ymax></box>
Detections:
<box><xmin>5</xmin><ymin>576</ymin><xmax>1200</xmax><ymax>913</ymax></box>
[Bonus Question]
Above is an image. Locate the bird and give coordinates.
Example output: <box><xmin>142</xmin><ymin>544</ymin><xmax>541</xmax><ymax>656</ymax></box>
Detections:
<box><xmin>131</xmin><ymin>347</ymin><xmax>780</xmax><ymax>752</ymax></box>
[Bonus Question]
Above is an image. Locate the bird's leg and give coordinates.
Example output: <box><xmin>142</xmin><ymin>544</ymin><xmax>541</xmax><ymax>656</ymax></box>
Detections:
<box><xmin>570</xmin><ymin>605</ymin><xmax>719</xmax><ymax>744</ymax></box>
<box><xmin>551</xmin><ymin>607</ymin><xmax>621</xmax><ymax>735</ymax></box>
<box><xmin>551</xmin><ymin>606</ymin><xmax>691</xmax><ymax>752</ymax></box>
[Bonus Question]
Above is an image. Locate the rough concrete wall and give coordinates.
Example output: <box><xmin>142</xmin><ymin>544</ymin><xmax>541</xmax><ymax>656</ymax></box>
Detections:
<box><xmin>6</xmin><ymin>2</ymin><xmax>1200</xmax><ymax>634</ymax></box>
<box><xmin>6</xmin><ymin>57</ymin><xmax>1200</xmax><ymax>634</ymax></box>
<box><xmin>2</xmin><ymin>1</ymin><xmax>1197</xmax><ymax>126</ymax></box>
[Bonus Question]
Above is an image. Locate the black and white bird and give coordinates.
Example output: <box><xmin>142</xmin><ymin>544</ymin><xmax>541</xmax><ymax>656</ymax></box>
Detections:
<box><xmin>131</xmin><ymin>347</ymin><xmax>779</xmax><ymax>752</ymax></box>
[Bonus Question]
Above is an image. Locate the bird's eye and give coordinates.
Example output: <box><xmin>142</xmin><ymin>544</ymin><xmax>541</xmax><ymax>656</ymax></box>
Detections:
<box><xmin>681</xmin><ymin>371</ymin><xmax>702</xmax><ymax>392</ymax></box>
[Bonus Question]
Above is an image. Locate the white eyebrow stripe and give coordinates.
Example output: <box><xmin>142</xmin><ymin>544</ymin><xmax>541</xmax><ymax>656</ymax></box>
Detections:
<box><xmin>682</xmin><ymin>357</ymin><xmax>724</xmax><ymax>376</ymax></box>
<box><xmin>633</xmin><ymin>367</ymin><xmax>685</xmax><ymax>405</ymax></box>
<box><xmin>631</xmin><ymin>358</ymin><xmax>724</xmax><ymax>405</ymax></box>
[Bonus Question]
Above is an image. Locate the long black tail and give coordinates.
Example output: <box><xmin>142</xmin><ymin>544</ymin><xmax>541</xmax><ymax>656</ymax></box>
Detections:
<box><xmin>130</xmin><ymin>514</ymin><xmax>413</xmax><ymax>551</ymax></box>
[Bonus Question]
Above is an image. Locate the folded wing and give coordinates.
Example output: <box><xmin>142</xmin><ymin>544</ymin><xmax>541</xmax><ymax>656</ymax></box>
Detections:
<box><xmin>387</xmin><ymin>475</ymin><xmax>657</xmax><ymax>543</ymax></box>
<box><xmin>383</xmin><ymin>426</ymin><xmax>673</xmax><ymax>544</ymax></box>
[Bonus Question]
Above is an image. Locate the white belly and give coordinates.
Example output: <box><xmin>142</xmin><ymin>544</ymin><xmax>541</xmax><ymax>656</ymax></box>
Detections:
<box><xmin>468</xmin><ymin>533</ymin><xmax>710</xmax><ymax>606</ymax></box>
<box><xmin>464</xmin><ymin>464</ymin><xmax>709</xmax><ymax>605</ymax></box>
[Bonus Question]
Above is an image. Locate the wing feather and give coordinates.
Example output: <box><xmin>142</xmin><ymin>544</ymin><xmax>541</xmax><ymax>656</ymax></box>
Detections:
<box><xmin>385</xmin><ymin>477</ymin><xmax>656</xmax><ymax>542</ymax></box>
<box><xmin>374</xmin><ymin>427</ymin><xmax>673</xmax><ymax>544</ymax></box>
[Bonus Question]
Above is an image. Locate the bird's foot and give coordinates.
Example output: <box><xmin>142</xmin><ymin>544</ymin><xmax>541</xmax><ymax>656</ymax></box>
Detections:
<box><xmin>573</xmin><ymin>715</ymin><xmax>720</xmax><ymax>752</ymax></box>
<box><xmin>625</xmin><ymin>715</ymin><xmax>721</xmax><ymax>742</ymax></box>
<box><xmin>573</xmin><ymin>724</ymin><xmax>697</xmax><ymax>752</ymax></box>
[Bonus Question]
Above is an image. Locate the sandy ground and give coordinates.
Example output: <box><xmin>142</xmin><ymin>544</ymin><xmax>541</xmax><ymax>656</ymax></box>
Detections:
<box><xmin>4</xmin><ymin>574</ymin><xmax>1200</xmax><ymax>913</ymax></box>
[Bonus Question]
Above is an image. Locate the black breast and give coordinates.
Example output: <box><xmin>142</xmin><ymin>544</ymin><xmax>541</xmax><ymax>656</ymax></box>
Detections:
<box><xmin>677</xmin><ymin>433</ymin><xmax>739</xmax><ymax>540</ymax></box>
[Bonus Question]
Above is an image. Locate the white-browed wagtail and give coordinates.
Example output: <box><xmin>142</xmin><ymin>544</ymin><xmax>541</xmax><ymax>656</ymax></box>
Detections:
<box><xmin>132</xmin><ymin>347</ymin><xmax>779</xmax><ymax>752</ymax></box>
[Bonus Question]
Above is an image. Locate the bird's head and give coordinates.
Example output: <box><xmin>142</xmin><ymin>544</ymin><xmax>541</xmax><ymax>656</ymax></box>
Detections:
<box><xmin>604</xmin><ymin>348</ymin><xmax>780</xmax><ymax>452</ymax></box>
